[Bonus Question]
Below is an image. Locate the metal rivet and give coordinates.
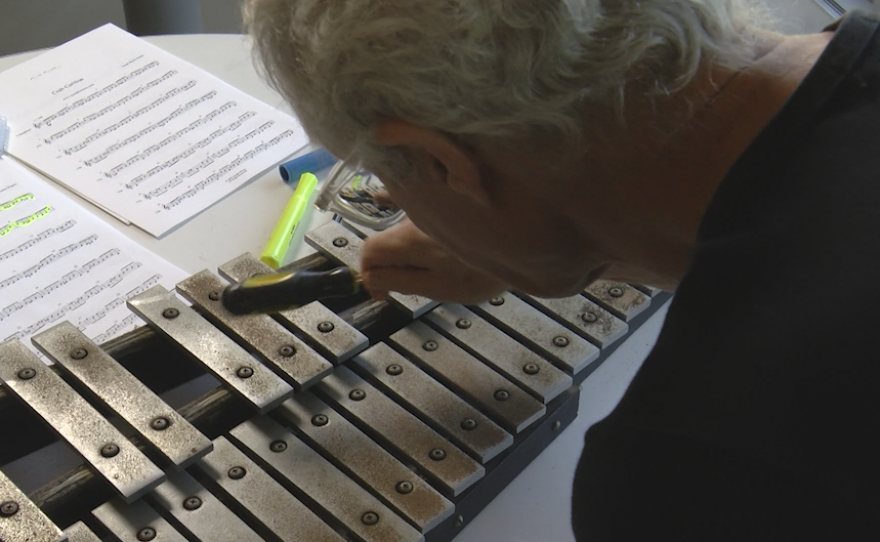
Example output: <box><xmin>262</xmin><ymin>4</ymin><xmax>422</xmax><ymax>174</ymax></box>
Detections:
<box><xmin>608</xmin><ymin>287</ymin><xmax>624</xmax><ymax>298</ymax></box>
<box><xmin>361</xmin><ymin>512</ymin><xmax>379</xmax><ymax>526</ymax></box>
<box><xmin>270</xmin><ymin>440</ymin><xmax>288</xmax><ymax>453</ymax></box>
<box><xmin>0</xmin><ymin>501</ymin><xmax>19</xmax><ymax>517</ymax></box>
<box><xmin>523</xmin><ymin>363</ymin><xmax>540</xmax><ymax>375</ymax></box>
<box><xmin>101</xmin><ymin>444</ymin><xmax>120</xmax><ymax>458</ymax></box>
<box><xmin>386</xmin><ymin>364</ymin><xmax>402</xmax><ymax>376</ymax></box>
<box><xmin>349</xmin><ymin>389</ymin><xmax>366</xmax><ymax>401</ymax></box>
<box><xmin>553</xmin><ymin>336</ymin><xmax>569</xmax><ymax>347</ymax></box>
<box><xmin>70</xmin><ymin>348</ymin><xmax>88</xmax><ymax>360</ymax></box>
<box><xmin>422</xmin><ymin>340</ymin><xmax>438</xmax><ymax>352</ymax></box>
<box><xmin>429</xmin><ymin>448</ymin><xmax>447</xmax><ymax>461</ymax></box>
<box><xmin>236</xmin><ymin>367</ymin><xmax>254</xmax><ymax>379</ymax></box>
<box><xmin>17</xmin><ymin>368</ymin><xmax>35</xmax><ymax>380</ymax></box>
<box><xmin>228</xmin><ymin>466</ymin><xmax>246</xmax><ymax>480</ymax></box>
<box><xmin>317</xmin><ymin>321</ymin><xmax>335</xmax><ymax>333</ymax></box>
<box><xmin>312</xmin><ymin>414</ymin><xmax>329</xmax><ymax>427</ymax></box>
<box><xmin>456</xmin><ymin>318</ymin><xmax>471</xmax><ymax>329</ymax></box>
<box><xmin>552</xmin><ymin>420</ymin><xmax>562</xmax><ymax>431</ymax></box>
<box><xmin>489</xmin><ymin>296</ymin><xmax>505</xmax><ymax>306</ymax></box>
<box><xmin>395</xmin><ymin>481</ymin><xmax>413</xmax><ymax>494</ymax></box>
<box><xmin>460</xmin><ymin>418</ymin><xmax>477</xmax><ymax>431</ymax></box>
<box><xmin>332</xmin><ymin>237</ymin><xmax>348</xmax><ymax>248</ymax></box>
<box><xmin>208</xmin><ymin>291</ymin><xmax>221</xmax><ymax>301</ymax></box>
<box><xmin>183</xmin><ymin>496</ymin><xmax>202</xmax><ymax>511</ymax></box>
<box><xmin>494</xmin><ymin>389</ymin><xmax>510</xmax><ymax>402</ymax></box>
<box><xmin>278</xmin><ymin>345</ymin><xmax>296</xmax><ymax>357</ymax></box>
<box><xmin>137</xmin><ymin>527</ymin><xmax>157</xmax><ymax>541</ymax></box>
<box><xmin>162</xmin><ymin>308</ymin><xmax>179</xmax><ymax>319</ymax></box>
<box><xmin>150</xmin><ymin>417</ymin><xmax>170</xmax><ymax>431</ymax></box>
<box><xmin>454</xmin><ymin>515</ymin><xmax>464</xmax><ymax>528</ymax></box>
<box><xmin>581</xmin><ymin>311</ymin><xmax>598</xmax><ymax>323</ymax></box>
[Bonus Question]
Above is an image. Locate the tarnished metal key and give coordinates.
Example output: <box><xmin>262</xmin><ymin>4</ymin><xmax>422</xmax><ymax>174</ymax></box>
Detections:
<box><xmin>389</xmin><ymin>321</ymin><xmax>546</xmax><ymax>433</ymax></box>
<box><xmin>471</xmin><ymin>293</ymin><xmax>599</xmax><ymax>374</ymax></box>
<box><xmin>425</xmin><ymin>304</ymin><xmax>572</xmax><ymax>403</ymax></box>
<box><xmin>0</xmin><ymin>469</ymin><xmax>65</xmax><ymax>542</ymax></box>
<box><xmin>0</xmin><ymin>341</ymin><xmax>164</xmax><ymax>502</ymax></box>
<box><xmin>317</xmin><ymin>366</ymin><xmax>485</xmax><ymax>497</ymax></box>
<box><xmin>305</xmin><ymin>221</ymin><xmax>439</xmax><ymax>318</ymax></box>
<box><xmin>352</xmin><ymin>343</ymin><xmax>513</xmax><ymax>463</ymax></box>
<box><xmin>229</xmin><ymin>417</ymin><xmax>425</xmax><ymax>542</ymax></box>
<box><xmin>33</xmin><ymin>322</ymin><xmax>212</xmax><ymax>470</ymax></box>
<box><xmin>219</xmin><ymin>253</ymin><xmax>368</xmax><ymax>363</ymax></box>
<box><xmin>582</xmin><ymin>280</ymin><xmax>651</xmax><ymax>322</ymax></box>
<box><xmin>196</xmin><ymin>436</ymin><xmax>345</xmax><ymax>542</ymax></box>
<box><xmin>277</xmin><ymin>393</ymin><xmax>454</xmax><ymax>532</ymax></box>
<box><xmin>64</xmin><ymin>521</ymin><xmax>100</xmax><ymax>542</ymax></box>
<box><xmin>150</xmin><ymin>470</ymin><xmax>262</xmax><ymax>542</ymax></box>
<box><xmin>127</xmin><ymin>285</ymin><xmax>293</xmax><ymax>413</ymax></box>
<box><xmin>524</xmin><ymin>294</ymin><xmax>629</xmax><ymax>348</ymax></box>
<box><xmin>176</xmin><ymin>270</ymin><xmax>333</xmax><ymax>390</ymax></box>
<box><xmin>93</xmin><ymin>498</ymin><xmax>187</xmax><ymax>542</ymax></box>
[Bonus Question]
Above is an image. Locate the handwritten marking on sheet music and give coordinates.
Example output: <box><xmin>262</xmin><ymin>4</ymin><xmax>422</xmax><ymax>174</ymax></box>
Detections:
<box><xmin>0</xmin><ymin>24</ymin><xmax>308</xmax><ymax>237</ymax></box>
<box><xmin>0</xmin><ymin>158</ymin><xmax>187</xmax><ymax>362</ymax></box>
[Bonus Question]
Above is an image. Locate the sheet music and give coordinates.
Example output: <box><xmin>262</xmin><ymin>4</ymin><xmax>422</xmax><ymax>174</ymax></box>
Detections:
<box><xmin>0</xmin><ymin>157</ymin><xmax>187</xmax><ymax>361</ymax></box>
<box><xmin>0</xmin><ymin>24</ymin><xmax>308</xmax><ymax>237</ymax></box>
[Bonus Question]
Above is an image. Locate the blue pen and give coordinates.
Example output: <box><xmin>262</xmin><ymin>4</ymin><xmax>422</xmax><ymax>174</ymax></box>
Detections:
<box><xmin>279</xmin><ymin>148</ymin><xmax>337</xmax><ymax>183</ymax></box>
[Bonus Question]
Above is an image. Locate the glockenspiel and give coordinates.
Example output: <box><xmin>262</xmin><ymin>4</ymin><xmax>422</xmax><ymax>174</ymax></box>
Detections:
<box><xmin>0</xmin><ymin>219</ymin><xmax>671</xmax><ymax>542</ymax></box>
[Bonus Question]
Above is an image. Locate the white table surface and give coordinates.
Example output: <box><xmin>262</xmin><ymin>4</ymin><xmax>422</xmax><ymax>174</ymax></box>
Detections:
<box><xmin>0</xmin><ymin>34</ymin><xmax>670</xmax><ymax>542</ymax></box>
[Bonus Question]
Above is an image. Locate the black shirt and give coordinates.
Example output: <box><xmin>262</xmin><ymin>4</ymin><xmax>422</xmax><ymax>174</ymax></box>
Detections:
<box><xmin>572</xmin><ymin>11</ymin><xmax>880</xmax><ymax>541</ymax></box>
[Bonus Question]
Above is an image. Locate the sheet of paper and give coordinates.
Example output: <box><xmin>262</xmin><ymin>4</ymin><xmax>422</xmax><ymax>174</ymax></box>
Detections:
<box><xmin>0</xmin><ymin>157</ymin><xmax>188</xmax><ymax>361</ymax></box>
<box><xmin>0</xmin><ymin>24</ymin><xmax>307</xmax><ymax>237</ymax></box>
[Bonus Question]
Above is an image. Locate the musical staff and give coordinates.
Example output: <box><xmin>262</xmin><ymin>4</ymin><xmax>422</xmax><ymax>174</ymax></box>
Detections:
<box><xmin>0</xmin><ymin>205</ymin><xmax>53</xmax><ymax>237</ymax></box>
<box><xmin>0</xmin><ymin>234</ymin><xmax>98</xmax><ymax>291</ymax></box>
<box><xmin>0</xmin><ymin>193</ymin><xmax>34</xmax><ymax>212</ymax></box>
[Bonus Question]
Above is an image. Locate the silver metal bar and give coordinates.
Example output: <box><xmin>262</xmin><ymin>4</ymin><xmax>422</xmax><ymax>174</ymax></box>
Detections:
<box><xmin>425</xmin><ymin>304</ymin><xmax>572</xmax><ymax>403</ymax></box>
<box><xmin>317</xmin><ymin>366</ymin><xmax>485</xmax><ymax>497</ymax></box>
<box><xmin>176</xmin><ymin>270</ymin><xmax>333</xmax><ymax>390</ymax></box>
<box><xmin>389</xmin><ymin>321</ymin><xmax>546</xmax><ymax>433</ymax></box>
<box><xmin>229</xmin><ymin>417</ymin><xmax>425</xmax><ymax>542</ymax></box>
<box><xmin>523</xmin><ymin>294</ymin><xmax>628</xmax><ymax>348</ymax></box>
<box><xmin>218</xmin><ymin>253</ymin><xmax>369</xmax><ymax>363</ymax></box>
<box><xmin>352</xmin><ymin>343</ymin><xmax>513</xmax><ymax>463</ymax></box>
<box><xmin>0</xmin><ymin>469</ymin><xmax>66</xmax><ymax>542</ymax></box>
<box><xmin>582</xmin><ymin>280</ymin><xmax>651</xmax><ymax>322</ymax></box>
<box><xmin>0</xmin><ymin>341</ymin><xmax>164</xmax><ymax>503</ymax></box>
<box><xmin>195</xmin><ymin>436</ymin><xmax>345</xmax><ymax>542</ymax></box>
<box><xmin>127</xmin><ymin>285</ymin><xmax>293</xmax><ymax>413</ymax></box>
<box><xmin>32</xmin><ymin>322</ymin><xmax>212</xmax><ymax>470</ymax></box>
<box><xmin>93</xmin><ymin>498</ymin><xmax>188</xmax><ymax>542</ymax></box>
<box><xmin>276</xmin><ymin>393</ymin><xmax>454</xmax><ymax>533</ymax></box>
<box><xmin>471</xmin><ymin>292</ymin><xmax>599</xmax><ymax>374</ymax></box>
<box><xmin>150</xmin><ymin>470</ymin><xmax>263</xmax><ymax>542</ymax></box>
<box><xmin>631</xmin><ymin>283</ymin><xmax>663</xmax><ymax>297</ymax></box>
<box><xmin>305</xmin><ymin>221</ymin><xmax>439</xmax><ymax>318</ymax></box>
<box><xmin>64</xmin><ymin>521</ymin><xmax>99</xmax><ymax>542</ymax></box>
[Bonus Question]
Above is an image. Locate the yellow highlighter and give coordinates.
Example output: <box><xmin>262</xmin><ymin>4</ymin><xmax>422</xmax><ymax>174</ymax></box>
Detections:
<box><xmin>260</xmin><ymin>172</ymin><xmax>319</xmax><ymax>268</ymax></box>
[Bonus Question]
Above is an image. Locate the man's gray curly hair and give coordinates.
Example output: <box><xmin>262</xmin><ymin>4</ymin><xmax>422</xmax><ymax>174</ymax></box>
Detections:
<box><xmin>244</xmin><ymin>0</ymin><xmax>770</xmax><ymax>173</ymax></box>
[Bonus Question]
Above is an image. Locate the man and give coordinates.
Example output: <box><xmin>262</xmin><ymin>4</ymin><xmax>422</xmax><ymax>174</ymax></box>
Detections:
<box><xmin>244</xmin><ymin>0</ymin><xmax>880</xmax><ymax>538</ymax></box>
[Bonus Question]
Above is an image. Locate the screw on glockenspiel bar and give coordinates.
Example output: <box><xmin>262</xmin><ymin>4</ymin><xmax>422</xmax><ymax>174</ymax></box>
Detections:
<box><xmin>208</xmin><ymin>291</ymin><xmax>221</xmax><ymax>301</ymax></box>
<box><xmin>429</xmin><ymin>448</ymin><xmax>447</xmax><ymax>461</ymax></box>
<box><xmin>17</xmin><ymin>368</ymin><xmax>36</xmax><ymax>380</ymax></box>
<box><xmin>312</xmin><ymin>414</ymin><xmax>329</xmax><ymax>427</ymax></box>
<box><xmin>150</xmin><ymin>417</ymin><xmax>171</xmax><ymax>431</ymax></box>
<box><xmin>162</xmin><ymin>307</ymin><xmax>180</xmax><ymax>319</ymax></box>
<box><xmin>236</xmin><ymin>366</ymin><xmax>254</xmax><ymax>379</ymax></box>
<box><xmin>460</xmin><ymin>418</ymin><xmax>478</xmax><ymax>431</ymax></box>
<box><xmin>349</xmin><ymin>389</ymin><xmax>366</xmax><ymax>401</ymax></box>
<box><xmin>0</xmin><ymin>501</ymin><xmax>19</xmax><ymax>517</ymax></box>
<box><xmin>494</xmin><ymin>389</ymin><xmax>510</xmax><ymax>402</ymax></box>
<box><xmin>279</xmin><ymin>345</ymin><xmax>296</xmax><ymax>357</ymax></box>
<box><xmin>332</xmin><ymin>237</ymin><xmax>348</xmax><ymax>248</ymax></box>
<box><xmin>489</xmin><ymin>296</ymin><xmax>505</xmax><ymax>306</ymax></box>
<box><xmin>608</xmin><ymin>287</ymin><xmax>624</xmax><ymax>298</ymax></box>
<box><xmin>228</xmin><ymin>466</ymin><xmax>247</xmax><ymax>480</ymax></box>
<box><xmin>552</xmin><ymin>421</ymin><xmax>562</xmax><ymax>431</ymax></box>
<box><xmin>137</xmin><ymin>527</ymin><xmax>157</xmax><ymax>541</ymax></box>
<box><xmin>553</xmin><ymin>336</ymin><xmax>570</xmax><ymax>348</ymax></box>
<box><xmin>101</xmin><ymin>443</ymin><xmax>120</xmax><ymax>458</ymax></box>
<box><xmin>456</xmin><ymin>318</ymin><xmax>471</xmax><ymax>329</ymax></box>
<box><xmin>454</xmin><ymin>515</ymin><xmax>465</xmax><ymax>528</ymax></box>
<box><xmin>581</xmin><ymin>311</ymin><xmax>598</xmax><ymax>324</ymax></box>
<box><xmin>183</xmin><ymin>496</ymin><xmax>202</xmax><ymax>511</ymax></box>
<box><xmin>361</xmin><ymin>512</ymin><xmax>379</xmax><ymax>526</ymax></box>
<box><xmin>422</xmin><ymin>340</ymin><xmax>438</xmax><ymax>352</ymax></box>
<box><xmin>523</xmin><ymin>363</ymin><xmax>540</xmax><ymax>375</ymax></box>
<box><xmin>270</xmin><ymin>440</ymin><xmax>288</xmax><ymax>453</ymax></box>
<box><xmin>386</xmin><ymin>364</ymin><xmax>403</xmax><ymax>376</ymax></box>
<box><xmin>70</xmin><ymin>348</ymin><xmax>88</xmax><ymax>360</ymax></box>
<box><xmin>395</xmin><ymin>481</ymin><xmax>413</xmax><ymax>494</ymax></box>
<box><xmin>317</xmin><ymin>321</ymin><xmax>335</xmax><ymax>333</ymax></box>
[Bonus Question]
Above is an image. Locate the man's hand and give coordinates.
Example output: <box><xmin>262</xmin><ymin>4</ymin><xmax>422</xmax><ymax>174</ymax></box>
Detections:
<box><xmin>361</xmin><ymin>220</ymin><xmax>509</xmax><ymax>303</ymax></box>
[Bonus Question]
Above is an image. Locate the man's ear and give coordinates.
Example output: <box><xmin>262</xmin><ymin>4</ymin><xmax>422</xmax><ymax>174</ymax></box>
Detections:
<box><xmin>375</xmin><ymin>119</ymin><xmax>491</xmax><ymax>207</ymax></box>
